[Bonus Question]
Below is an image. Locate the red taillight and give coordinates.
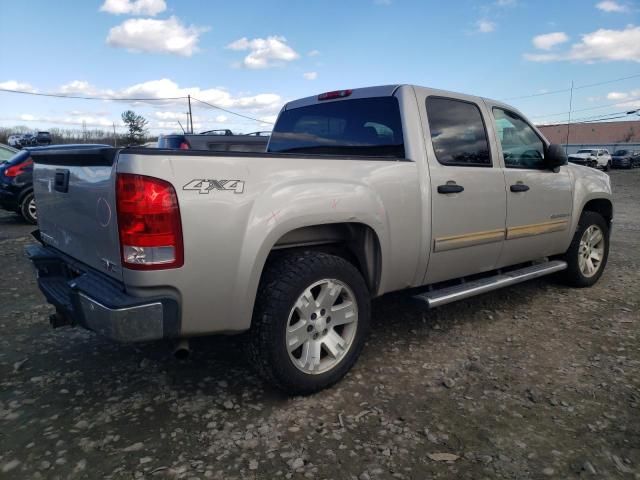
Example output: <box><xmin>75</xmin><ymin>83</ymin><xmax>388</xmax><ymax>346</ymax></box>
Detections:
<box><xmin>318</xmin><ymin>89</ymin><xmax>352</xmax><ymax>101</ymax></box>
<box><xmin>179</xmin><ymin>141</ymin><xmax>190</xmax><ymax>150</ymax></box>
<box><xmin>116</xmin><ymin>173</ymin><xmax>183</xmax><ymax>270</ymax></box>
<box><xmin>5</xmin><ymin>159</ymin><xmax>33</xmax><ymax>177</ymax></box>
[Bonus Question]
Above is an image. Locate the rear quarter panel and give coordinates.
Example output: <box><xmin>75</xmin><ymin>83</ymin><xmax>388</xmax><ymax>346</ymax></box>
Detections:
<box><xmin>117</xmin><ymin>151</ymin><xmax>422</xmax><ymax>335</ymax></box>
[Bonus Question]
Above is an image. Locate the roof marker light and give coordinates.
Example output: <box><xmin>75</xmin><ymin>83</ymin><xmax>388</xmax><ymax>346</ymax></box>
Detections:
<box><xmin>318</xmin><ymin>90</ymin><xmax>353</xmax><ymax>101</ymax></box>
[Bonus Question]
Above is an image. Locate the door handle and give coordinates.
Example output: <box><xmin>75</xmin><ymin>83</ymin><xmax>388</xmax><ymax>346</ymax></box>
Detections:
<box><xmin>510</xmin><ymin>183</ymin><xmax>530</xmax><ymax>193</ymax></box>
<box><xmin>437</xmin><ymin>184</ymin><xmax>464</xmax><ymax>194</ymax></box>
<box><xmin>54</xmin><ymin>169</ymin><xmax>70</xmax><ymax>193</ymax></box>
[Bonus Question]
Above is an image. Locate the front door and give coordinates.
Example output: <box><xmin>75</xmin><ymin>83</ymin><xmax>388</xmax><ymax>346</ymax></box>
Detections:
<box><xmin>422</xmin><ymin>96</ymin><xmax>507</xmax><ymax>284</ymax></box>
<box><xmin>490</xmin><ymin>107</ymin><xmax>573</xmax><ymax>267</ymax></box>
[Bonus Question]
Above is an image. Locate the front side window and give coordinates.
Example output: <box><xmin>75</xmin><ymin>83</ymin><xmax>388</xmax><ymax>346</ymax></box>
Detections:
<box><xmin>493</xmin><ymin>108</ymin><xmax>545</xmax><ymax>169</ymax></box>
<box><xmin>425</xmin><ymin>97</ymin><xmax>491</xmax><ymax>166</ymax></box>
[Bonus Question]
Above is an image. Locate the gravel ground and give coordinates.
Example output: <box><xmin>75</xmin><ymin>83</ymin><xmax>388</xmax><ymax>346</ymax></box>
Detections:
<box><xmin>0</xmin><ymin>170</ymin><xmax>638</xmax><ymax>480</ymax></box>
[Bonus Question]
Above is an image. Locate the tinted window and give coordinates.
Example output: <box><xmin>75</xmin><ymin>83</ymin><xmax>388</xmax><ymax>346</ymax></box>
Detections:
<box><xmin>268</xmin><ymin>97</ymin><xmax>405</xmax><ymax>157</ymax></box>
<box><xmin>613</xmin><ymin>150</ymin><xmax>628</xmax><ymax>156</ymax></box>
<box><xmin>493</xmin><ymin>108</ymin><xmax>545</xmax><ymax>169</ymax></box>
<box><xmin>426</xmin><ymin>97</ymin><xmax>491</xmax><ymax>166</ymax></box>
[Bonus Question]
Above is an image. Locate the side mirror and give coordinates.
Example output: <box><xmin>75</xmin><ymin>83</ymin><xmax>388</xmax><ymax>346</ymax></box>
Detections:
<box><xmin>545</xmin><ymin>144</ymin><xmax>567</xmax><ymax>170</ymax></box>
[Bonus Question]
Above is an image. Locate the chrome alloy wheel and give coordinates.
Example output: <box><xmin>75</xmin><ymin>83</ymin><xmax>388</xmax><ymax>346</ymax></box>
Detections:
<box><xmin>578</xmin><ymin>225</ymin><xmax>605</xmax><ymax>278</ymax></box>
<box><xmin>286</xmin><ymin>279</ymin><xmax>358</xmax><ymax>375</ymax></box>
<box><xmin>28</xmin><ymin>198</ymin><xmax>37</xmax><ymax>220</ymax></box>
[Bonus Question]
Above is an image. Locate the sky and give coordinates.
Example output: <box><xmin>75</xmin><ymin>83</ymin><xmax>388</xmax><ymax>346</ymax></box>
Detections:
<box><xmin>1</xmin><ymin>0</ymin><xmax>640</xmax><ymax>135</ymax></box>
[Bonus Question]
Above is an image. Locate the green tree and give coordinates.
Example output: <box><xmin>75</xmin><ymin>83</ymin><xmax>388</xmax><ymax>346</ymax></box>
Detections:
<box><xmin>121</xmin><ymin>110</ymin><xmax>148</xmax><ymax>145</ymax></box>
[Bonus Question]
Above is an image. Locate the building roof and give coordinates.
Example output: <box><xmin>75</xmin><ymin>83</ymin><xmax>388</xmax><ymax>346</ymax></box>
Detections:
<box><xmin>537</xmin><ymin>120</ymin><xmax>640</xmax><ymax>144</ymax></box>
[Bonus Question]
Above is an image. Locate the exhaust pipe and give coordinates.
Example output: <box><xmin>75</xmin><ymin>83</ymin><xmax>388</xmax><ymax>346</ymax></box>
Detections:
<box><xmin>173</xmin><ymin>339</ymin><xmax>190</xmax><ymax>360</ymax></box>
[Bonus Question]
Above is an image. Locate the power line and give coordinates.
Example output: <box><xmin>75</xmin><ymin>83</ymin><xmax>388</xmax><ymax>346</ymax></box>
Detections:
<box><xmin>191</xmin><ymin>96</ymin><xmax>274</xmax><ymax>124</ymax></box>
<box><xmin>536</xmin><ymin>109</ymin><xmax>639</xmax><ymax>126</ymax></box>
<box><xmin>0</xmin><ymin>87</ymin><xmax>186</xmax><ymax>102</ymax></box>
<box><xmin>530</xmin><ymin>97</ymin><xmax>640</xmax><ymax>120</ymax></box>
<box><xmin>502</xmin><ymin>72</ymin><xmax>640</xmax><ymax>101</ymax></box>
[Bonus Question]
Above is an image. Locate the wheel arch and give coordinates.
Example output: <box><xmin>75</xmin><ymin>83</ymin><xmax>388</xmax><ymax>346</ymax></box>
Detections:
<box><xmin>581</xmin><ymin>198</ymin><xmax>613</xmax><ymax>228</ymax></box>
<box><xmin>270</xmin><ymin>222</ymin><xmax>383</xmax><ymax>294</ymax></box>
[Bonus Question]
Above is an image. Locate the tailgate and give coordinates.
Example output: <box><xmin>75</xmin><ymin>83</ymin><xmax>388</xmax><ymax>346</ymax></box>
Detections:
<box><xmin>31</xmin><ymin>147</ymin><xmax>123</xmax><ymax>281</ymax></box>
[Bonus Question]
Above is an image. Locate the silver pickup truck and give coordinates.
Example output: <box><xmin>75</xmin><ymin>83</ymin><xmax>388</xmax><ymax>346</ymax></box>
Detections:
<box><xmin>27</xmin><ymin>85</ymin><xmax>613</xmax><ymax>394</ymax></box>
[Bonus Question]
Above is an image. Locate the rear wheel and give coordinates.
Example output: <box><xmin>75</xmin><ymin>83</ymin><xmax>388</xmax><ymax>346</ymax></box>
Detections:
<box><xmin>19</xmin><ymin>192</ymin><xmax>37</xmax><ymax>224</ymax></box>
<box><xmin>247</xmin><ymin>251</ymin><xmax>370</xmax><ymax>395</ymax></box>
<box><xmin>560</xmin><ymin>211</ymin><xmax>609</xmax><ymax>287</ymax></box>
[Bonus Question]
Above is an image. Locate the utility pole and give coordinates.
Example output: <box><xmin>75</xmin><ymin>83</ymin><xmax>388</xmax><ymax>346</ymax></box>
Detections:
<box><xmin>565</xmin><ymin>80</ymin><xmax>574</xmax><ymax>154</ymax></box>
<box><xmin>82</xmin><ymin>120</ymin><xmax>87</xmax><ymax>143</ymax></box>
<box><xmin>188</xmin><ymin>94</ymin><xmax>194</xmax><ymax>134</ymax></box>
<box><xmin>113</xmin><ymin>122</ymin><xmax>117</xmax><ymax>147</ymax></box>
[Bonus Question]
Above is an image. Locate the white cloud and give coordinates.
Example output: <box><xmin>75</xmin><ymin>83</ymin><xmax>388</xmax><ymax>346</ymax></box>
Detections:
<box><xmin>476</xmin><ymin>20</ymin><xmax>496</xmax><ymax>33</ymax></box>
<box><xmin>226</xmin><ymin>36</ymin><xmax>299</xmax><ymax>69</ymax></box>
<box><xmin>58</xmin><ymin>80</ymin><xmax>101</xmax><ymax>96</ymax></box>
<box><xmin>532</xmin><ymin>32</ymin><xmax>569</xmax><ymax>50</ymax></box>
<box><xmin>524</xmin><ymin>26</ymin><xmax>640</xmax><ymax>62</ymax></box>
<box><xmin>100</xmin><ymin>0</ymin><xmax>166</xmax><ymax>16</ymax></box>
<box><xmin>308</xmin><ymin>49</ymin><xmax>320</xmax><ymax>57</ymax></box>
<box><xmin>596</xmin><ymin>1</ymin><xmax>628</xmax><ymax>12</ymax></box>
<box><xmin>0</xmin><ymin>80</ymin><xmax>36</xmax><ymax>93</ymax></box>
<box><xmin>106</xmin><ymin>17</ymin><xmax>208</xmax><ymax>56</ymax></box>
<box><xmin>607</xmin><ymin>89</ymin><xmax>640</xmax><ymax>102</ymax></box>
<box><xmin>303</xmin><ymin>72</ymin><xmax>318</xmax><ymax>80</ymax></box>
<box><xmin>16</xmin><ymin>113</ymin><xmax>114</xmax><ymax>128</ymax></box>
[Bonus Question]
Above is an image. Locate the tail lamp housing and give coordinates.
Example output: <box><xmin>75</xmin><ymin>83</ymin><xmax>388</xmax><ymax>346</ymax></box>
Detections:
<box><xmin>4</xmin><ymin>159</ymin><xmax>33</xmax><ymax>177</ymax></box>
<box><xmin>116</xmin><ymin>173</ymin><xmax>184</xmax><ymax>270</ymax></box>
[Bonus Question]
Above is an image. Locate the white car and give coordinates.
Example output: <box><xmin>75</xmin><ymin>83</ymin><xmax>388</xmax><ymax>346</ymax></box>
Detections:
<box><xmin>7</xmin><ymin>135</ymin><xmax>23</xmax><ymax>147</ymax></box>
<box><xmin>568</xmin><ymin>148</ymin><xmax>612</xmax><ymax>171</ymax></box>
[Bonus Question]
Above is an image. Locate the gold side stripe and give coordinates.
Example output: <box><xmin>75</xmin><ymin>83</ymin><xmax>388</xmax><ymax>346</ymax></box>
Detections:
<box><xmin>434</xmin><ymin>228</ymin><xmax>506</xmax><ymax>252</ymax></box>
<box><xmin>506</xmin><ymin>219</ymin><xmax>569</xmax><ymax>240</ymax></box>
<box><xmin>434</xmin><ymin>219</ymin><xmax>570</xmax><ymax>252</ymax></box>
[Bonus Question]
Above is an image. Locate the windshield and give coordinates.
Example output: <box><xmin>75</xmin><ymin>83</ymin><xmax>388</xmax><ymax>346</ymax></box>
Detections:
<box><xmin>576</xmin><ymin>149</ymin><xmax>596</xmax><ymax>154</ymax></box>
<box><xmin>268</xmin><ymin>97</ymin><xmax>405</xmax><ymax>157</ymax></box>
<box><xmin>157</xmin><ymin>135</ymin><xmax>185</xmax><ymax>149</ymax></box>
<box><xmin>613</xmin><ymin>150</ymin><xmax>628</xmax><ymax>155</ymax></box>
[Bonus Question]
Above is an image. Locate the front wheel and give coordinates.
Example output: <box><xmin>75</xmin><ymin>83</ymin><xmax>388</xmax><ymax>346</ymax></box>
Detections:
<box><xmin>604</xmin><ymin>161</ymin><xmax>611</xmax><ymax>172</ymax></box>
<box><xmin>560</xmin><ymin>211</ymin><xmax>609</xmax><ymax>287</ymax></box>
<box><xmin>19</xmin><ymin>192</ymin><xmax>37</xmax><ymax>224</ymax></box>
<box><xmin>247</xmin><ymin>251</ymin><xmax>370</xmax><ymax>395</ymax></box>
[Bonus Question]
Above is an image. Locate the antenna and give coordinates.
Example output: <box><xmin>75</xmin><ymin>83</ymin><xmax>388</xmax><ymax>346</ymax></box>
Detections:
<box><xmin>177</xmin><ymin>120</ymin><xmax>186</xmax><ymax>134</ymax></box>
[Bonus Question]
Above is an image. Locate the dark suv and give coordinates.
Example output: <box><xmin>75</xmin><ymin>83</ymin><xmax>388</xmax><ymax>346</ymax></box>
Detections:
<box><xmin>0</xmin><ymin>144</ymin><xmax>108</xmax><ymax>224</ymax></box>
<box><xmin>36</xmin><ymin>131</ymin><xmax>52</xmax><ymax>145</ymax></box>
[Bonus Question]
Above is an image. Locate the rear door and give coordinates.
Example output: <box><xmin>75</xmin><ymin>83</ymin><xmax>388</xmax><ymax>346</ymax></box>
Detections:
<box><xmin>421</xmin><ymin>94</ymin><xmax>507</xmax><ymax>284</ymax></box>
<box><xmin>489</xmin><ymin>106</ymin><xmax>573</xmax><ymax>267</ymax></box>
<box><xmin>32</xmin><ymin>147</ymin><xmax>123</xmax><ymax>281</ymax></box>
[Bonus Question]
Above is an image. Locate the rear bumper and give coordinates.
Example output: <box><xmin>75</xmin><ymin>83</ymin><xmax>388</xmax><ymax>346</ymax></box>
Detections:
<box><xmin>26</xmin><ymin>243</ymin><xmax>180</xmax><ymax>342</ymax></box>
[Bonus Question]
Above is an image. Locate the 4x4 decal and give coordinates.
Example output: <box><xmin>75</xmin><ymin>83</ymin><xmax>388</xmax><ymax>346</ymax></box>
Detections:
<box><xmin>183</xmin><ymin>179</ymin><xmax>245</xmax><ymax>194</ymax></box>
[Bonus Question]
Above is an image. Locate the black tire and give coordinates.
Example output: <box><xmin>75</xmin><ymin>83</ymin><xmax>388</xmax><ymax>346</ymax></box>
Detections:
<box><xmin>247</xmin><ymin>251</ymin><xmax>370</xmax><ymax>395</ymax></box>
<box><xmin>559</xmin><ymin>211</ymin><xmax>609</xmax><ymax>287</ymax></box>
<box><xmin>604</xmin><ymin>161</ymin><xmax>611</xmax><ymax>172</ymax></box>
<box><xmin>19</xmin><ymin>191</ymin><xmax>37</xmax><ymax>224</ymax></box>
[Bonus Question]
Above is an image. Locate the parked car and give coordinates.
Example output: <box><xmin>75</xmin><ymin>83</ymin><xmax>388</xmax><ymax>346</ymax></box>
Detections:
<box><xmin>568</xmin><ymin>148</ymin><xmax>612</xmax><ymax>170</ymax></box>
<box><xmin>0</xmin><ymin>143</ymin><xmax>18</xmax><ymax>162</ymax></box>
<box><xmin>611</xmin><ymin>149</ymin><xmax>640</xmax><ymax>169</ymax></box>
<box><xmin>20</xmin><ymin>133</ymin><xmax>36</xmax><ymax>147</ymax></box>
<box><xmin>0</xmin><ymin>144</ymin><xmax>109</xmax><ymax>224</ymax></box>
<box><xmin>27</xmin><ymin>85</ymin><xmax>612</xmax><ymax>394</ymax></box>
<box><xmin>7</xmin><ymin>135</ymin><xmax>23</xmax><ymax>147</ymax></box>
<box><xmin>35</xmin><ymin>131</ymin><xmax>52</xmax><ymax>145</ymax></box>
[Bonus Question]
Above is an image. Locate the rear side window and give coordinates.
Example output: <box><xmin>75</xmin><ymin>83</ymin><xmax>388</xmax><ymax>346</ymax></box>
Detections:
<box><xmin>268</xmin><ymin>97</ymin><xmax>405</xmax><ymax>158</ymax></box>
<box><xmin>426</xmin><ymin>97</ymin><xmax>491</xmax><ymax>167</ymax></box>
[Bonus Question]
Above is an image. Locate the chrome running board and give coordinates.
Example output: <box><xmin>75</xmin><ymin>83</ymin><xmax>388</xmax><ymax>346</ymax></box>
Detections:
<box><xmin>414</xmin><ymin>260</ymin><xmax>567</xmax><ymax>308</ymax></box>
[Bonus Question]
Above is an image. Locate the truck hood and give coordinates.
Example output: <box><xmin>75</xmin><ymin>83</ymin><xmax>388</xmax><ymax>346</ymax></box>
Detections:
<box><xmin>567</xmin><ymin>163</ymin><xmax>611</xmax><ymax>190</ymax></box>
